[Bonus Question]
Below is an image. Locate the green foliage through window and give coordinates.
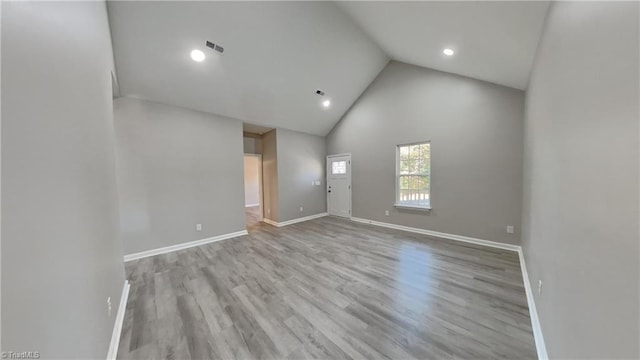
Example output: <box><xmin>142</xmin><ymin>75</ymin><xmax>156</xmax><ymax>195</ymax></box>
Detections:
<box><xmin>397</xmin><ymin>142</ymin><xmax>430</xmax><ymax>207</ymax></box>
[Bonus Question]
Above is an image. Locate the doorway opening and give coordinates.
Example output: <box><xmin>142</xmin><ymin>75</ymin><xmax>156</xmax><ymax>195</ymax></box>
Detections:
<box><xmin>242</xmin><ymin>123</ymin><xmax>273</xmax><ymax>232</ymax></box>
<box><xmin>243</xmin><ymin>154</ymin><xmax>263</xmax><ymax>231</ymax></box>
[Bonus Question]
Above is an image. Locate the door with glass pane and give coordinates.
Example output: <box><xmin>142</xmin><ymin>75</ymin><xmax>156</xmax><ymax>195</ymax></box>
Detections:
<box><xmin>327</xmin><ymin>154</ymin><xmax>351</xmax><ymax>218</ymax></box>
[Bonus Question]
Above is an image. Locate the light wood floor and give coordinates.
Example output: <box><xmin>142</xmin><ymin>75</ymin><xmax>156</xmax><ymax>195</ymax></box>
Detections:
<box><xmin>118</xmin><ymin>216</ymin><xmax>537</xmax><ymax>359</ymax></box>
<box><xmin>245</xmin><ymin>206</ymin><xmax>262</xmax><ymax>232</ymax></box>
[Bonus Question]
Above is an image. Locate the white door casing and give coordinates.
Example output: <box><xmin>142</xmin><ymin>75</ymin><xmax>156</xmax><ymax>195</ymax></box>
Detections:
<box><xmin>327</xmin><ymin>154</ymin><xmax>351</xmax><ymax>218</ymax></box>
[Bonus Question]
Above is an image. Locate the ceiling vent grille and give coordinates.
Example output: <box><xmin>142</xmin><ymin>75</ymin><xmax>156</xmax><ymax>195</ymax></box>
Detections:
<box><xmin>206</xmin><ymin>41</ymin><xmax>224</xmax><ymax>54</ymax></box>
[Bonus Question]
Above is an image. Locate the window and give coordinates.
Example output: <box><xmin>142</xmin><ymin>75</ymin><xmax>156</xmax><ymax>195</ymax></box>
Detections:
<box><xmin>396</xmin><ymin>142</ymin><xmax>431</xmax><ymax>209</ymax></box>
<box><xmin>332</xmin><ymin>160</ymin><xmax>347</xmax><ymax>175</ymax></box>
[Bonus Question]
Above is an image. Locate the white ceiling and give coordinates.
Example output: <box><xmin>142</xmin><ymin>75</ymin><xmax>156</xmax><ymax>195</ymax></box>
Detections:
<box><xmin>107</xmin><ymin>1</ymin><xmax>389</xmax><ymax>136</ymax></box>
<box><xmin>337</xmin><ymin>1</ymin><xmax>550</xmax><ymax>90</ymax></box>
<box><xmin>108</xmin><ymin>1</ymin><xmax>550</xmax><ymax>136</ymax></box>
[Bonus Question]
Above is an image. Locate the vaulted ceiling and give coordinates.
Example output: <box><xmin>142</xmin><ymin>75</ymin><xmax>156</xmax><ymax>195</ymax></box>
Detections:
<box><xmin>336</xmin><ymin>1</ymin><xmax>550</xmax><ymax>90</ymax></box>
<box><xmin>107</xmin><ymin>1</ymin><xmax>388</xmax><ymax>136</ymax></box>
<box><xmin>107</xmin><ymin>1</ymin><xmax>550</xmax><ymax>136</ymax></box>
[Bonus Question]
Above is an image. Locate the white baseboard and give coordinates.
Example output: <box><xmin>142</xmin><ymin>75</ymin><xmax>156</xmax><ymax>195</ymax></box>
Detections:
<box><xmin>349</xmin><ymin>216</ymin><xmax>547</xmax><ymax>359</ymax></box>
<box><xmin>262</xmin><ymin>212</ymin><xmax>328</xmax><ymax>227</ymax></box>
<box><xmin>123</xmin><ymin>230</ymin><xmax>248</xmax><ymax>262</ymax></box>
<box><xmin>107</xmin><ymin>280</ymin><xmax>130</xmax><ymax>360</ymax></box>
<box><xmin>245</xmin><ymin>203</ymin><xmax>260</xmax><ymax>208</ymax></box>
<box><xmin>350</xmin><ymin>217</ymin><xmax>521</xmax><ymax>252</ymax></box>
<box><xmin>518</xmin><ymin>249</ymin><xmax>548</xmax><ymax>360</ymax></box>
<box><xmin>262</xmin><ymin>218</ymin><xmax>278</xmax><ymax>226</ymax></box>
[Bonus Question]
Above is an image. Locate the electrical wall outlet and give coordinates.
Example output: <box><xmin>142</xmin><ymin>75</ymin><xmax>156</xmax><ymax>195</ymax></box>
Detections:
<box><xmin>196</xmin><ymin>223</ymin><xmax>202</xmax><ymax>231</ymax></box>
<box><xmin>267</xmin><ymin>208</ymin><xmax>271</xmax><ymax>214</ymax></box>
<box><xmin>385</xmin><ymin>210</ymin><xmax>389</xmax><ymax>216</ymax></box>
<box><xmin>537</xmin><ymin>280</ymin><xmax>542</xmax><ymax>295</ymax></box>
<box><xmin>107</xmin><ymin>297</ymin><xmax>112</xmax><ymax>317</ymax></box>
<box><xmin>315</xmin><ymin>180</ymin><xmax>321</xmax><ymax>186</ymax></box>
<box><xmin>506</xmin><ymin>225</ymin><xmax>514</xmax><ymax>234</ymax></box>
<box><xmin>299</xmin><ymin>206</ymin><xmax>304</xmax><ymax>212</ymax></box>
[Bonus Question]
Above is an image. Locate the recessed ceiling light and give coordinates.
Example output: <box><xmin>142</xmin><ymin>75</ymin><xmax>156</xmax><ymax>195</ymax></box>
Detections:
<box><xmin>443</xmin><ymin>48</ymin><xmax>455</xmax><ymax>56</ymax></box>
<box><xmin>322</xmin><ymin>100</ymin><xmax>331</xmax><ymax>108</ymax></box>
<box><xmin>190</xmin><ymin>49</ymin><xmax>205</xmax><ymax>62</ymax></box>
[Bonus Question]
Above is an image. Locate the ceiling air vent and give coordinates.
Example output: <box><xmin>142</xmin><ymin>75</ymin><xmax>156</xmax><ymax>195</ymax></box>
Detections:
<box><xmin>206</xmin><ymin>41</ymin><xmax>224</xmax><ymax>54</ymax></box>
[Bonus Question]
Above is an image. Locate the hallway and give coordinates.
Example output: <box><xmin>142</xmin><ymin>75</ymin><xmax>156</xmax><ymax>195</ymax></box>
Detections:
<box><xmin>245</xmin><ymin>206</ymin><xmax>262</xmax><ymax>232</ymax></box>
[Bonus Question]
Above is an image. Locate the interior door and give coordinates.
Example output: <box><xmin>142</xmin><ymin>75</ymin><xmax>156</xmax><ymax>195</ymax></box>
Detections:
<box><xmin>327</xmin><ymin>154</ymin><xmax>351</xmax><ymax>218</ymax></box>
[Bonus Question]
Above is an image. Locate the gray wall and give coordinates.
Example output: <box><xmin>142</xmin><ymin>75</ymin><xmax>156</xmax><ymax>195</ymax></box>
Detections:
<box><xmin>262</xmin><ymin>130</ymin><xmax>279</xmax><ymax>222</ymax></box>
<box><xmin>522</xmin><ymin>2</ymin><xmax>639</xmax><ymax>358</ymax></box>
<box><xmin>276</xmin><ymin>129</ymin><xmax>326</xmax><ymax>222</ymax></box>
<box><xmin>114</xmin><ymin>98</ymin><xmax>246</xmax><ymax>255</ymax></box>
<box><xmin>327</xmin><ymin>61</ymin><xmax>524</xmax><ymax>245</ymax></box>
<box><xmin>1</xmin><ymin>1</ymin><xmax>125</xmax><ymax>358</ymax></box>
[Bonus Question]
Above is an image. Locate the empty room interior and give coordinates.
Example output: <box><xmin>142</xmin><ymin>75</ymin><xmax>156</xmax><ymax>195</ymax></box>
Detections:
<box><xmin>2</xmin><ymin>1</ymin><xmax>639</xmax><ymax>359</ymax></box>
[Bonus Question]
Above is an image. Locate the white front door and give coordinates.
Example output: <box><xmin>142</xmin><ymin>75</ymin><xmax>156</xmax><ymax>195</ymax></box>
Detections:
<box><xmin>327</xmin><ymin>154</ymin><xmax>351</xmax><ymax>218</ymax></box>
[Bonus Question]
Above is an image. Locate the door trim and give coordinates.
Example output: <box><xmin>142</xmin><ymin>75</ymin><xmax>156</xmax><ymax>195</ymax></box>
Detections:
<box><xmin>327</xmin><ymin>153</ymin><xmax>352</xmax><ymax>218</ymax></box>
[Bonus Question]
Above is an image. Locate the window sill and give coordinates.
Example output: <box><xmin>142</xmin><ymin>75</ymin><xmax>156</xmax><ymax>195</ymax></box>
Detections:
<box><xmin>394</xmin><ymin>204</ymin><xmax>432</xmax><ymax>211</ymax></box>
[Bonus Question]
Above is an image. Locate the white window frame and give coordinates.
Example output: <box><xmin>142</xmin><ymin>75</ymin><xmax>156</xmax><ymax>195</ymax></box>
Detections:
<box><xmin>395</xmin><ymin>141</ymin><xmax>432</xmax><ymax>211</ymax></box>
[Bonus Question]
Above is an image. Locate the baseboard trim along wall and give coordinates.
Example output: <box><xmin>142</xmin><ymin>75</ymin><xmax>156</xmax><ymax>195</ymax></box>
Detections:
<box><xmin>262</xmin><ymin>218</ymin><xmax>279</xmax><ymax>226</ymax></box>
<box><xmin>245</xmin><ymin>203</ymin><xmax>260</xmax><ymax>208</ymax></box>
<box><xmin>106</xmin><ymin>280</ymin><xmax>130</xmax><ymax>360</ymax></box>
<box><xmin>518</xmin><ymin>249</ymin><xmax>549</xmax><ymax>360</ymax></box>
<box><xmin>350</xmin><ymin>217</ymin><xmax>521</xmax><ymax>252</ymax></box>
<box><xmin>349</xmin><ymin>216</ymin><xmax>548</xmax><ymax>359</ymax></box>
<box><xmin>123</xmin><ymin>230</ymin><xmax>248</xmax><ymax>262</ymax></box>
<box><xmin>262</xmin><ymin>212</ymin><xmax>328</xmax><ymax>227</ymax></box>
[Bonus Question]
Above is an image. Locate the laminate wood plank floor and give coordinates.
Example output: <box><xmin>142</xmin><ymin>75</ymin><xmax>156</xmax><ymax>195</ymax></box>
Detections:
<box><xmin>245</xmin><ymin>206</ymin><xmax>262</xmax><ymax>233</ymax></box>
<box><xmin>118</xmin><ymin>216</ymin><xmax>537</xmax><ymax>359</ymax></box>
